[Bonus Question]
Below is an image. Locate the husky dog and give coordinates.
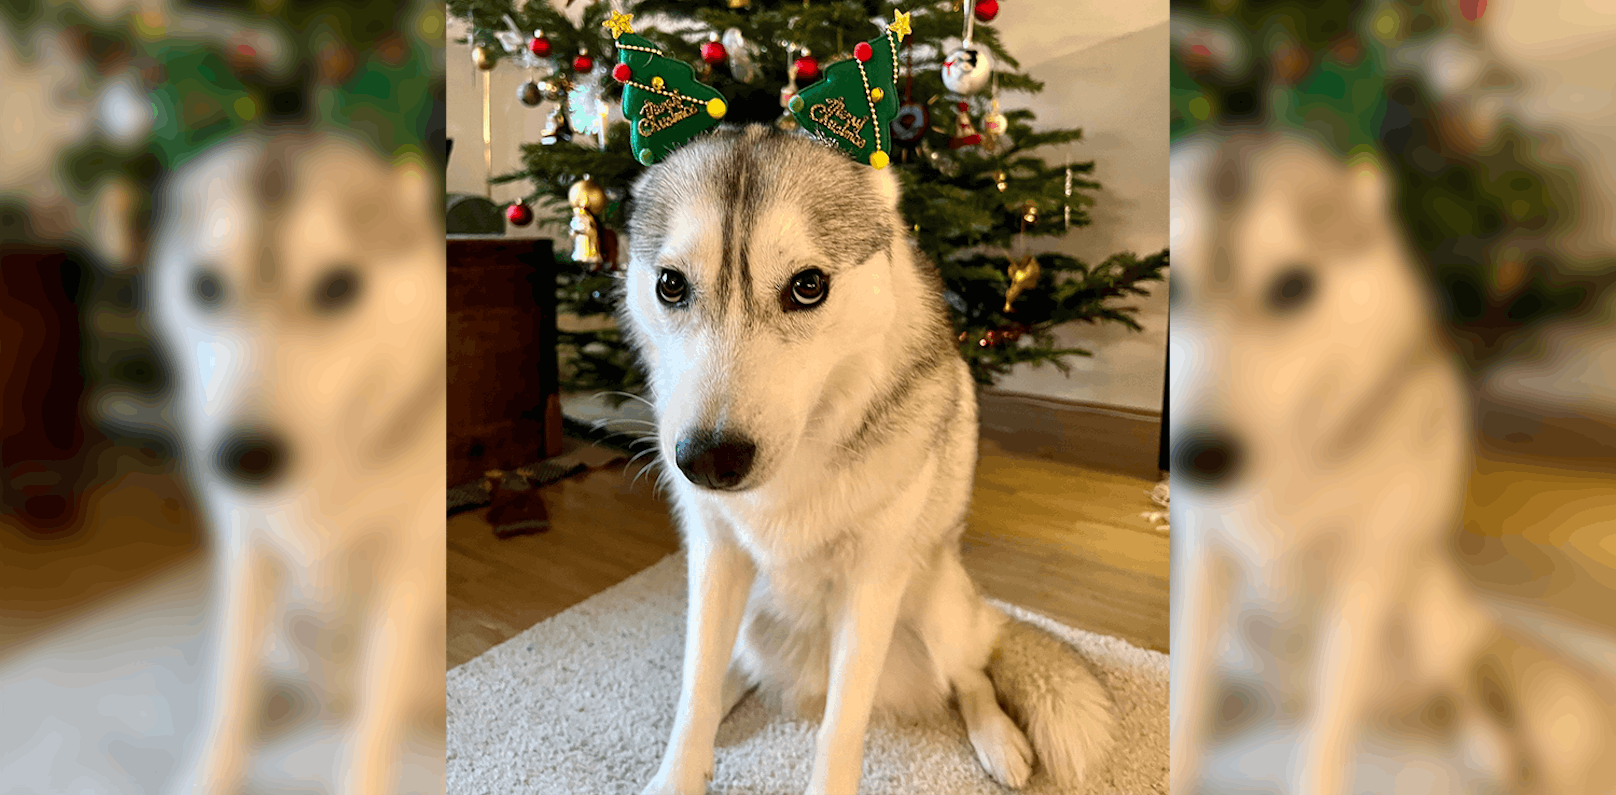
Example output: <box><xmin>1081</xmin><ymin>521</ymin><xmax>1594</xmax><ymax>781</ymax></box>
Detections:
<box><xmin>147</xmin><ymin>130</ymin><xmax>446</xmax><ymax>794</ymax></box>
<box><xmin>1169</xmin><ymin>131</ymin><xmax>1616</xmax><ymax>794</ymax></box>
<box><xmin>617</xmin><ymin>125</ymin><xmax>1117</xmax><ymax>795</ymax></box>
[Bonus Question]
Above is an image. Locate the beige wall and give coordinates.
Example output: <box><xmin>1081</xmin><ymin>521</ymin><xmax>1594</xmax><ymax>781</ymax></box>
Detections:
<box><xmin>447</xmin><ymin>2</ymin><xmax>1170</xmax><ymax>411</ymax></box>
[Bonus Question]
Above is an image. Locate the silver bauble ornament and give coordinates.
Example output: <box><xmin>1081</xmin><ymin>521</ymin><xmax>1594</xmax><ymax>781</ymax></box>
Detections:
<box><xmin>517</xmin><ymin>79</ymin><xmax>542</xmax><ymax>106</ymax></box>
<box><xmin>941</xmin><ymin>45</ymin><xmax>994</xmax><ymax>94</ymax></box>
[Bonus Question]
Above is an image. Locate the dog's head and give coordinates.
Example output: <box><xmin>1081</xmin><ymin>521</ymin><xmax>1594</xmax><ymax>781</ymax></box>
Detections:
<box><xmin>1170</xmin><ymin>131</ymin><xmax>1442</xmax><ymax>497</ymax></box>
<box><xmin>620</xmin><ymin>125</ymin><xmax>908</xmax><ymax>493</ymax></box>
<box><xmin>147</xmin><ymin>130</ymin><xmax>444</xmax><ymax>504</ymax></box>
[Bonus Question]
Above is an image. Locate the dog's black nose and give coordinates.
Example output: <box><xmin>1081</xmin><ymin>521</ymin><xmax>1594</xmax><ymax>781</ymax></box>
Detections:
<box><xmin>1173</xmin><ymin>427</ymin><xmax>1242</xmax><ymax>488</ymax></box>
<box><xmin>675</xmin><ymin>430</ymin><xmax>757</xmax><ymax>491</ymax></box>
<box><xmin>215</xmin><ymin>428</ymin><xmax>290</xmax><ymax>488</ymax></box>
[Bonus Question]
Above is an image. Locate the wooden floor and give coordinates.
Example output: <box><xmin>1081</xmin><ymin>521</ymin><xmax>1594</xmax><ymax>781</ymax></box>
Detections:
<box><xmin>446</xmin><ymin>436</ymin><xmax>1170</xmax><ymax>668</ymax></box>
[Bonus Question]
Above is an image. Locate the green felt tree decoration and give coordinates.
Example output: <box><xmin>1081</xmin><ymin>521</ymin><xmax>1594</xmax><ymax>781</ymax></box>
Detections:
<box><xmin>605</xmin><ymin>11</ymin><xmax>727</xmax><ymax>166</ymax></box>
<box><xmin>787</xmin><ymin>10</ymin><xmax>907</xmax><ymax>169</ymax></box>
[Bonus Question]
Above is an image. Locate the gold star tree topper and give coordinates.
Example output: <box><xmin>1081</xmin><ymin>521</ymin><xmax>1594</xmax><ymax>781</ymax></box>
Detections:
<box><xmin>602</xmin><ymin>10</ymin><xmax>635</xmax><ymax>39</ymax></box>
<box><xmin>888</xmin><ymin>10</ymin><xmax>912</xmax><ymax>38</ymax></box>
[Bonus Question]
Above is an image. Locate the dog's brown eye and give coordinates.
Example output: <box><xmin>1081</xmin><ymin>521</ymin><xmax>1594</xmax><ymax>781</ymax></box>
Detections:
<box><xmin>194</xmin><ymin>269</ymin><xmax>224</xmax><ymax>308</ymax></box>
<box><xmin>1268</xmin><ymin>267</ymin><xmax>1314</xmax><ymax>314</ymax></box>
<box><xmin>657</xmin><ymin>269</ymin><xmax>688</xmax><ymax>306</ymax></box>
<box><xmin>787</xmin><ymin>269</ymin><xmax>827</xmax><ymax>310</ymax></box>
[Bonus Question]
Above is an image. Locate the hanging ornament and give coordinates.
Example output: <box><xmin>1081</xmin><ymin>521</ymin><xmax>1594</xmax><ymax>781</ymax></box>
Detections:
<box><xmin>950</xmin><ymin>102</ymin><xmax>982</xmax><ymax>149</ymax></box>
<box><xmin>505</xmin><ymin>198</ymin><xmax>534</xmax><ymax>227</ymax></box>
<box><xmin>942</xmin><ymin>46</ymin><xmax>994</xmax><ymax>94</ymax></box>
<box><xmin>943</xmin><ymin>0</ymin><xmax>994</xmax><ymax>95</ymax></box>
<box><xmin>472</xmin><ymin>44</ymin><xmax>495</xmax><ymax>70</ymax></box>
<box><xmin>728</xmin><ymin>0</ymin><xmax>750</xmax><ymax>7</ymax></box>
<box><xmin>975</xmin><ymin>0</ymin><xmax>1000</xmax><ymax>22</ymax></box>
<box><xmin>573</xmin><ymin>49</ymin><xmax>595</xmax><ymax>72</ymax></box>
<box><xmin>981</xmin><ymin>77</ymin><xmax>1008</xmax><ymax>153</ymax></box>
<box><xmin>1003</xmin><ymin>255</ymin><xmax>1040</xmax><ymax>313</ymax></box>
<box><xmin>568</xmin><ymin>81</ymin><xmax>606</xmax><ymax>137</ymax></box>
<box><xmin>1020</xmin><ymin>200</ymin><xmax>1039</xmax><ymax>226</ymax></box>
<box><xmin>893</xmin><ymin>103</ymin><xmax>928</xmax><ymax>145</ymax></box>
<box><xmin>920</xmin><ymin>138</ymin><xmax>959</xmax><ymax>177</ymax></box>
<box><xmin>993</xmin><ymin>170</ymin><xmax>1008</xmax><ymax>192</ymax></box>
<box><xmin>1063</xmin><ymin>165</ymin><xmax>1073</xmax><ymax>229</ymax></box>
<box><xmin>723</xmin><ymin>28</ymin><xmax>760</xmax><ymax>82</ymax></box>
<box><xmin>517</xmin><ymin>79</ymin><xmax>543</xmax><ymax>106</ymax></box>
<box><xmin>495</xmin><ymin>14</ymin><xmax>526</xmax><ymax>54</ymax></box>
<box><xmin>786</xmin><ymin>12</ymin><xmax>906</xmax><ymax>170</ymax></box>
<box><xmin>568</xmin><ymin>177</ymin><xmax>607</xmax><ymax>266</ymax></box>
<box><xmin>529</xmin><ymin>30</ymin><xmax>552</xmax><ymax>57</ymax></box>
<box><xmin>794</xmin><ymin>51</ymin><xmax>821</xmax><ymax>82</ymax></box>
<box><xmin>606</xmin><ymin>11</ymin><xmax>728</xmax><ymax>166</ymax></box>
<box><xmin>701</xmin><ymin>34</ymin><xmax>727</xmax><ymax>65</ymax></box>
<box><xmin>541</xmin><ymin>100</ymin><xmax>574</xmax><ymax>145</ymax></box>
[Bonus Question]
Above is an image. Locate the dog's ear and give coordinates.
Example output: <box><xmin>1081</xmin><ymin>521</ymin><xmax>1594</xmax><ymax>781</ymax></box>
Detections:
<box><xmin>1346</xmin><ymin>152</ymin><xmax>1392</xmax><ymax>222</ymax></box>
<box><xmin>868</xmin><ymin>162</ymin><xmax>902</xmax><ymax>214</ymax></box>
<box><xmin>392</xmin><ymin>155</ymin><xmax>442</xmax><ymax>234</ymax></box>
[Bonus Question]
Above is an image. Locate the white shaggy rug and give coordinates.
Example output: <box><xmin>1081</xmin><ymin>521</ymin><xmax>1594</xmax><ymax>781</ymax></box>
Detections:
<box><xmin>447</xmin><ymin>552</ymin><xmax>1167</xmax><ymax>794</ymax></box>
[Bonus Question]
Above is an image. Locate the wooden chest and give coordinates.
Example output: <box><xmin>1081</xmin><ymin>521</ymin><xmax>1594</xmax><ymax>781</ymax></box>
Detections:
<box><xmin>446</xmin><ymin>236</ymin><xmax>563</xmax><ymax>486</ymax></box>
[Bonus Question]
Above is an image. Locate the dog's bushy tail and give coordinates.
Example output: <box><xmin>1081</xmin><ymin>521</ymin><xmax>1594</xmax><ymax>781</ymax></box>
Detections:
<box><xmin>987</xmin><ymin>616</ymin><xmax>1118</xmax><ymax>787</ymax></box>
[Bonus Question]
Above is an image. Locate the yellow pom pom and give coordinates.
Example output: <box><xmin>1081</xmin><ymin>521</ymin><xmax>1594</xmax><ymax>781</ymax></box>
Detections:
<box><xmin>707</xmin><ymin>97</ymin><xmax>727</xmax><ymax>118</ymax></box>
<box><xmin>870</xmin><ymin>87</ymin><xmax>884</xmax><ymax>102</ymax></box>
<box><xmin>870</xmin><ymin>150</ymin><xmax>890</xmax><ymax>170</ymax></box>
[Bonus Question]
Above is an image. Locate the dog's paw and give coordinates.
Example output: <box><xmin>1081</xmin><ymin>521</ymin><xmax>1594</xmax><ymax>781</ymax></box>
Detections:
<box><xmin>968</xmin><ymin>709</ymin><xmax>1035</xmax><ymax>789</ymax></box>
<box><xmin>638</xmin><ymin>763</ymin><xmax>711</xmax><ymax>795</ymax></box>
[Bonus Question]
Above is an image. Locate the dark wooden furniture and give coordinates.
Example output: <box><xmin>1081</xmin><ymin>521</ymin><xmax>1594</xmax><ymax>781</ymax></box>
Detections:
<box><xmin>447</xmin><ymin>236</ymin><xmax>563</xmax><ymax>487</ymax></box>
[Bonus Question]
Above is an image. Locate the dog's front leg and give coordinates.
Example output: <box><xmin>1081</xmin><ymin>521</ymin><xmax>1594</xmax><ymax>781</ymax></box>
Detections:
<box><xmin>643</xmin><ymin>534</ymin><xmax>756</xmax><ymax>795</ymax></box>
<box><xmin>1170</xmin><ymin>531</ymin><xmax>1224</xmax><ymax>795</ymax></box>
<box><xmin>171</xmin><ymin>537</ymin><xmax>274</xmax><ymax>794</ymax></box>
<box><xmin>806</xmin><ymin>555</ymin><xmax>913</xmax><ymax>795</ymax></box>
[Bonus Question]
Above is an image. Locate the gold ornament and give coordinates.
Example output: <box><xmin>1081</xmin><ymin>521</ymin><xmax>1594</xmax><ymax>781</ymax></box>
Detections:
<box><xmin>473</xmin><ymin>44</ymin><xmax>494</xmax><ymax>70</ymax></box>
<box><xmin>1003</xmin><ymin>256</ymin><xmax>1041</xmax><ymax>313</ymax></box>
<box><xmin>1021</xmin><ymin>201</ymin><xmax>1038</xmax><ymax>226</ymax></box>
<box><xmin>727</xmin><ymin>0</ymin><xmax>750</xmax><ymax>7</ymax></box>
<box><xmin>568</xmin><ymin>176</ymin><xmax>608</xmax><ymax>217</ymax></box>
<box><xmin>994</xmin><ymin>170</ymin><xmax>1008</xmax><ymax>192</ymax></box>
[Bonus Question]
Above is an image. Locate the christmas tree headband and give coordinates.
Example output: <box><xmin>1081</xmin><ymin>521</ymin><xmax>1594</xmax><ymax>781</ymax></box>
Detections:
<box><xmin>605</xmin><ymin>9</ymin><xmax>909</xmax><ymax>170</ymax></box>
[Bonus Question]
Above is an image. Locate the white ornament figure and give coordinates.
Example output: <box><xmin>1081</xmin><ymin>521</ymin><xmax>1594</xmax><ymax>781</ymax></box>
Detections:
<box><xmin>570</xmin><ymin>205</ymin><xmax>601</xmax><ymax>264</ymax></box>
<box><xmin>942</xmin><ymin>45</ymin><xmax>994</xmax><ymax>94</ymax></box>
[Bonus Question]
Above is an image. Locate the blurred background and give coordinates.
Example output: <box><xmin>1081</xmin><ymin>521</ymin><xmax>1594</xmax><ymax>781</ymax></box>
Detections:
<box><xmin>1</xmin><ymin>0</ymin><xmax>445</xmax><ymax>792</ymax></box>
<box><xmin>1170</xmin><ymin>0</ymin><xmax>1616</xmax><ymax>792</ymax></box>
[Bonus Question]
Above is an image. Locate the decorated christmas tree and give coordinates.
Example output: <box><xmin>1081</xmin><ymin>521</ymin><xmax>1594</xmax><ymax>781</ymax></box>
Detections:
<box><xmin>1170</xmin><ymin>0</ymin><xmax>1615</xmax><ymax>366</ymax></box>
<box><xmin>449</xmin><ymin>0</ymin><xmax>1168</xmax><ymax>398</ymax></box>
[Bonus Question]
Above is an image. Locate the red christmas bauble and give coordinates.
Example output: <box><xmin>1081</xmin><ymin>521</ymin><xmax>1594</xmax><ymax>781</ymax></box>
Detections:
<box><xmin>794</xmin><ymin>55</ymin><xmax>820</xmax><ymax>81</ymax></box>
<box><xmin>506</xmin><ymin>202</ymin><xmax>533</xmax><ymax>226</ymax></box>
<box><xmin>612</xmin><ymin>62</ymin><xmax>632</xmax><ymax>82</ymax></box>
<box><xmin>974</xmin><ymin>0</ymin><xmax>999</xmax><ymax>22</ymax></box>
<box><xmin>701</xmin><ymin>40</ymin><xmax>727</xmax><ymax>65</ymax></box>
<box><xmin>853</xmin><ymin>42</ymin><xmax>873</xmax><ymax>62</ymax></box>
<box><xmin>573</xmin><ymin>52</ymin><xmax>594</xmax><ymax>72</ymax></box>
<box><xmin>528</xmin><ymin>36</ymin><xmax>551</xmax><ymax>57</ymax></box>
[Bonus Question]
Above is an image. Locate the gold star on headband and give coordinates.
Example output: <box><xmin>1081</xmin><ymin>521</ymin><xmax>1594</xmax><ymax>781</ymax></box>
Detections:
<box><xmin>602</xmin><ymin>10</ymin><xmax>635</xmax><ymax>40</ymax></box>
<box><xmin>888</xmin><ymin>10</ymin><xmax>912</xmax><ymax>38</ymax></box>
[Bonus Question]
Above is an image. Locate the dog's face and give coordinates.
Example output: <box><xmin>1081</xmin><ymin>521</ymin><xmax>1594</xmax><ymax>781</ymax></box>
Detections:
<box><xmin>621</xmin><ymin>127</ymin><xmax>903</xmax><ymax>493</ymax></box>
<box><xmin>148</xmin><ymin>132</ymin><xmax>444</xmax><ymax>507</ymax></box>
<box><xmin>1170</xmin><ymin>133</ymin><xmax>1436</xmax><ymax>500</ymax></box>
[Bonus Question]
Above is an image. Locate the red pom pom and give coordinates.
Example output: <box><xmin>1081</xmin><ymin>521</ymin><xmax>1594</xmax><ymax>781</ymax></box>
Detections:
<box><xmin>612</xmin><ymin>62</ymin><xmax>632</xmax><ymax>82</ymax></box>
<box><xmin>528</xmin><ymin>36</ymin><xmax>551</xmax><ymax>57</ymax></box>
<box><xmin>853</xmin><ymin>42</ymin><xmax>873</xmax><ymax>62</ymax></box>
<box><xmin>506</xmin><ymin>202</ymin><xmax>533</xmax><ymax>226</ymax></box>
<box><xmin>700</xmin><ymin>40</ymin><xmax>727</xmax><ymax>65</ymax></box>
<box><xmin>957</xmin><ymin>101</ymin><xmax>969</xmax><ymax>112</ymax></box>
<box><xmin>573</xmin><ymin>52</ymin><xmax>594</xmax><ymax>72</ymax></box>
<box><xmin>794</xmin><ymin>55</ymin><xmax>820</xmax><ymax>81</ymax></box>
<box><xmin>974</xmin><ymin>0</ymin><xmax>999</xmax><ymax>22</ymax></box>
